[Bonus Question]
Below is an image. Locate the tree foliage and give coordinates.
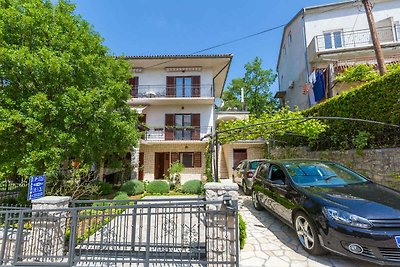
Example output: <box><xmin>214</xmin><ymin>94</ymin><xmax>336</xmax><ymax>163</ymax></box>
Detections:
<box><xmin>221</xmin><ymin>57</ymin><xmax>278</xmax><ymax>116</ymax></box>
<box><xmin>0</xmin><ymin>0</ymin><xmax>139</xmax><ymax>179</ymax></box>
<box><xmin>217</xmin><ymin>107</ymin><xmax>327</xmax><ymax>144</ymax></box>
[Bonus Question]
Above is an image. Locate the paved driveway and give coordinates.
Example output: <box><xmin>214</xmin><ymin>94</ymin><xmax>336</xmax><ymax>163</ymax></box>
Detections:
<box><xmin>239</xmin><ymin>193</ymin><xmax>380</xmax><ymax>267</ymax></box>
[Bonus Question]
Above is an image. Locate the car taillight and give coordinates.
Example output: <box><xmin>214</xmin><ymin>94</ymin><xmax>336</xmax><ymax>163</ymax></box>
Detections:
<box><xmin>247</xmin><ymin>171</ymin><xmax>253</xmax><ymax>178</ymax></box>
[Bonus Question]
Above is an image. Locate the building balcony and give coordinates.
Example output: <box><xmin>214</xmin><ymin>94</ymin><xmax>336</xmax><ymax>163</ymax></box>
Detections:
<box><xmin>142</xmin><ymin>126</ymin><xmax>212</xmax><ymax>142</ymax></box>
<box><xmin>128</xmin><ymin>84</ymin><xmax>214</xmax><ymax>106</ymax></box>
<box><xmin>308</xmin><ymin>26</ymin><xmax>400</xmax><ymax>63</ymax></box>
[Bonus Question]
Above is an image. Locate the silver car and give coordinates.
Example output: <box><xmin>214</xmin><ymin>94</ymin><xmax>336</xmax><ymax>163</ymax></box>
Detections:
<box><xmin>233</xmin><ymin>159</ymin><xmax>266</xmax><ymax>195</ymax></box>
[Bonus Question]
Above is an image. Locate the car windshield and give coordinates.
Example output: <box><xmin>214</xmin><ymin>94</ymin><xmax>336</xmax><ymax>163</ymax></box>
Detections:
<box><xmin>284</xmin><ymin>162</ymin><xmax>368</xmax><ymax>187</ymax></box>
<box><xmin>249</xmin><ymin>161</ymin><xmax>263</xmax><ymax>170</ymax></box>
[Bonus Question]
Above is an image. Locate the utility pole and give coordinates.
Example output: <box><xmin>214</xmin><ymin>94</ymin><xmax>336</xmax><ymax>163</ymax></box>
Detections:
<box><xmin>361</xmin><ymin>0</ymin><xmax>387</xmax><ymax>75</ymax></box>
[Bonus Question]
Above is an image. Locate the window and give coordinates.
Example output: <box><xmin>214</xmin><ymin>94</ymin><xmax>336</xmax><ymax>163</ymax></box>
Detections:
<box><xmin>288</xmin><ymin>31</ymin><xmax>292</xmax><ymax>44</ymax></box>
<box><xmin>268</xmin><ymin>165</ymin><xmax>286</xmax><ymax>184</ymax></box>
<box><xmin>180</xmin><ymin>152</ymin><xmax>194</xmax><ymax>168</ymax></box>
<box><xmin>324</xmin><ymin>31</ymin><xmax>343</xmax><ymax>49</ymax></box>
<box><xmin>166</xmin><ymin>76</ymin><xmax>200</xmax><ymax>97</ymax></box>
<box><xmin>164</xmin><ymin>113</ymin><xmax>200</xmax><ymax>140</ymax></box>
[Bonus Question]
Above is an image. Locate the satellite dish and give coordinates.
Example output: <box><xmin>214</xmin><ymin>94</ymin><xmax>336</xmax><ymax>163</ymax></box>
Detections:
<box><xmin>214</xmin><ymin>98</ymin><xmax>224</xmax><ymax>108</ymax></box>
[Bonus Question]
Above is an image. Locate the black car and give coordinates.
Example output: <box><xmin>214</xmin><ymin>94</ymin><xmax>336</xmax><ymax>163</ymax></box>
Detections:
<box><xmin>251</xmin><ymin>159</ymin><xmax>400</xmax><ymax>265</ymax></box>
<box><xmin>233</xmin><ymin>159</ymin><xmax>265</xmax><ymax>195</ymax></box>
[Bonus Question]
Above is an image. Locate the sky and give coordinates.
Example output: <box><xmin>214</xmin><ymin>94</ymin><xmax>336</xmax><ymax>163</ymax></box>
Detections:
<box><xmin>69</xmin><ymin>0</ymin><xmax>347</xmax><ymax>92</ymax></box>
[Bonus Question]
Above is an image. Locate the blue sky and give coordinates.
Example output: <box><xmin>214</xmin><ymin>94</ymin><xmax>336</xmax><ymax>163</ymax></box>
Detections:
<box><xmin>70</xmin><ymin>0</ymin><xmax>344</xmax><ymax>92</ymax></box>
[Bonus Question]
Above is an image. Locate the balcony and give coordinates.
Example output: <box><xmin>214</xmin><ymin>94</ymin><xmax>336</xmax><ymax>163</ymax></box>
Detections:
<box><xmin>308</xmin><ymin>26</ymin><xmax>400</xmax><ymax>62</ymax></box>
<box><xmin>134</xmin><ymin>84</ymin><xmax>213</xmax><ymax>98</ymax></box>
<box><xmin>142</xmin><ymin>126</ymin><xmax>212</xmax><ymax>142</ymax></box>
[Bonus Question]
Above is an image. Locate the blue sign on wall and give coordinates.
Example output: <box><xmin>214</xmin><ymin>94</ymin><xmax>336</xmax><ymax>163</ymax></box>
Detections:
<box><xmin>27</xmin><ymin>174</ymin><xmax>46</xmax><ymax>201</ymax></box>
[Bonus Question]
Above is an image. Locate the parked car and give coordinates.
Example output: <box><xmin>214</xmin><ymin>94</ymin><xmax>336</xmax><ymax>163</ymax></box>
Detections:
<box><xmin>233</xmin><ymin>159</ymin><xmax>265</xmax><ymax>195</ymax></box>
<box><xmin>251</xmin><ymin>159</ymin><xmax>400</xmax><ymax>265</ymax></box>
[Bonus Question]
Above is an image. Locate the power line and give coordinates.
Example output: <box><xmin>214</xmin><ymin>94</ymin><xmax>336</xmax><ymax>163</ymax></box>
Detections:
<box><xmin>143</xmin><ymin>24</ymin><xmax>286</xmax><ymax>70</ymax></box>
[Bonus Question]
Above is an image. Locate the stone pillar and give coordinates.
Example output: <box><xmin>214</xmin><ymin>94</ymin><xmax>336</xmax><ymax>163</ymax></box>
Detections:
<box><xmin>131</xmin><ymin>147</ymin><xmax>140</xmax><ymax>180</ymax></box>
<box><xmin>205</xmin><ymin>182</ymin><xmax>239</xmax><ymax>266</ymax></box>
<box><xmin>27</xmin><ymin>196</ymin><xmax>71</xmax><ymax>262</ymax></box>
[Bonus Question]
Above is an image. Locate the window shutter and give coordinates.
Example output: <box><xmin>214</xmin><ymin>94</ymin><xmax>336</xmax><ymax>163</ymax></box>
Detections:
<box><xmin>171</xmin><ymin>152</ymin><xmax>179</xmax><ymax>163</ymax></box>
<box><xmin>191</xmin><ymin>114</ymin><xmax>200</xmax><ymax>140</ymax></box>
<box><xmin>166</xmin><ymin>76</ymin><xmax>176</xmax><ymax>97</ymax></box>
<box><xmin>192</xmin><ymin>76</ymin><xmax>200</xmax><ymax>97</ymax></box>
<box><xmin>165</xmin><ymin>114</ymin><xmax>175</xmax><ymax>140</ymax></box>
<box><xmin>128</xmin><ymin>77</ymin><xmax>139</xmax><ymax>98</ymax></box>
<box><xmin>193</xmin><ymin>152</ymin><xmax>202</xmax><ymax>168</ymax></box>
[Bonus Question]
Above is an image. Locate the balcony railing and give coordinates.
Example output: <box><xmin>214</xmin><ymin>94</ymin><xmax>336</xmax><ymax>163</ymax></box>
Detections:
<box><xmin>143</xmin><ymin>126</ymin><xmax>212</xmax><ymax>141</ymax></box>
<box><xmin>131</xmin><ymin>84</ymin><xmax>214</xmax><ymax>98</ymax></box>
<box><xmin>312</xmin><ymin>26</ymin><xmax>399</xmax><ymax>52</ymax></box>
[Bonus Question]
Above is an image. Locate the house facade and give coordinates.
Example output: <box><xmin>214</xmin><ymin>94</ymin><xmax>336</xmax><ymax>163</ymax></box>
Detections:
<box><xmin>125</xmin><ymin>54</ymin><xmax>232</xmax><ymax>183</ymax></box>
<box><xmin>276</xmin><ymin>0</ymin><xmax>400</xmax><ymax>110</ymax></box>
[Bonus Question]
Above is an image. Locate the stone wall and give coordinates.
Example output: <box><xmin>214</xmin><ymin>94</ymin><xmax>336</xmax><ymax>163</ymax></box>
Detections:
<box><xmin>270</xmin><ymin>147</ymin><xmax>400</xmax><ymax>182</ymax></box>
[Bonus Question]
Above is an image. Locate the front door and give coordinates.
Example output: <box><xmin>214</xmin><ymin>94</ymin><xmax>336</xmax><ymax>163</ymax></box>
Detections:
<box><xmin>233</xmin><ymin>149</ymin><xmax>247</xmax><ymax>169</ymax></box>
<box><xmin>154</xmin><ymin>152</ymin><xmax>170</xmax><ymax>179</ymax></box>
<box><xmin>139</xmin><ymin>152</ymin><xmax>144</xmax><ymax>181</ymax></box>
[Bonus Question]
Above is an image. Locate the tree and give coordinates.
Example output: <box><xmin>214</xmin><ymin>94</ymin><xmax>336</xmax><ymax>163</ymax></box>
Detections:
<box><xmin>0</xmin><ymin>0</ymin><xmax>139</xmax><ymax>179</ymax></box>
<box><xmin>221</xmin><ymin>57</ymin><xmax>278</xmax><ymax>116</ymax></box>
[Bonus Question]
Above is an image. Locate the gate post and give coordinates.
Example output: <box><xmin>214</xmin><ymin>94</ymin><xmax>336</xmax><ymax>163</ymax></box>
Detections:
<box><xmin>204</xmin><ymin>182</ymin><xmax>239</xmax><ymax>266</ymax></box>
<box><xmin>28</xmin><ymin>196</ymin><xmax>71</xmax><ymax>262</ymax></box>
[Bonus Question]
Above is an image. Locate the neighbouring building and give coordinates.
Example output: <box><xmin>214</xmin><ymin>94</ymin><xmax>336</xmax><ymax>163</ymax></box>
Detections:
<box><xmin>275</xmin><ymin>0</ymin><xmax>400</xmax><ymax>110</ymax></box>
<box><xmin>125</xmin><ymin>54</ymin><xmax>232</xmax><ymax>183</ymax></box>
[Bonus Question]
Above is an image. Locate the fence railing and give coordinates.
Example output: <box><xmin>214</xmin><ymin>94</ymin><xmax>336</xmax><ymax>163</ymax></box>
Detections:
<box><xmin>0</xmin><ymin>181</ymin><xmax>27</xmax><ymax>204</ymax></box>
<box><xmin>312</xmin><ymin>25</ymin><xmax>400</xmax><ymax>52</ymax></box>
<box><xmin>144</xmin><ymin>126</ymin><xmax>212</xmax><ymax>141</ymax></box>
<box><xmin>0</xmin><ymin>196</ymin><xmax>239</xmax><ymax>266</ymax></box>
<box><xmin>132</xmin><ymin>84</ymin><xmax>214</xmax><ymax>98</ymax></box>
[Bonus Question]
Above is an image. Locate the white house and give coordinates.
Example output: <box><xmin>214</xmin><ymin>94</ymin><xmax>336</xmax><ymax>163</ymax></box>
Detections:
<box><xmin>276</xmin><ymin>0</ymin><xmax>400</xmax><ymax>110</ymax></box>
<box><xmin>125</xmin><ymin>54</ymin><xmax>232</xmax><ymax>183</ymax></box>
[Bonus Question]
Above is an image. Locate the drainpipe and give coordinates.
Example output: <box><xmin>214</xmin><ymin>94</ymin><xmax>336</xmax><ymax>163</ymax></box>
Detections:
<box><xmin>301</xmin><ymin>9</ymin><xmax>311</xmax><ymax>107</ymax></box>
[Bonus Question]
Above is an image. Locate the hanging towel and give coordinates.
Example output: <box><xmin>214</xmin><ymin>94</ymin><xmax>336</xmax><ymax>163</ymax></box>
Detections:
<box><xmin>313</xmin><ymin>70</ymin><xmax>326</xmax><ymax>102</ymax></box>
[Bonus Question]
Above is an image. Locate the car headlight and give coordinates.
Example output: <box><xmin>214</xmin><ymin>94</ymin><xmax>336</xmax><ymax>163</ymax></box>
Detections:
<box><xmin>323</xmin><ymin>207</ymin><xmax>372</xmax><ymax>229</ymax></box>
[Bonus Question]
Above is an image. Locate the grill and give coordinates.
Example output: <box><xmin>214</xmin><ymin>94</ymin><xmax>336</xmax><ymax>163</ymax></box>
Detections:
<box><xmin>379</xmin><ymin>248</ymin><xmax>400</xmax><ymax>262</ymax></box>
<box><xmin>361</xmin><ymin>246</ymin><xmax>376</xmax><ymax>258</ymax></box>
<box><xmin>370</xmin><ymin>219</ymin><xmax>400</xmax><ymax>228</ymax></box>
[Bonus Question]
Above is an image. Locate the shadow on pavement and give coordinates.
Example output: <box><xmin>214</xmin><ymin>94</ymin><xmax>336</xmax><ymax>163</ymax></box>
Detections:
<box><xmin>238</xmin><ymin>189</ymin><xmax>380</xmax><ymax>267</ymax></box>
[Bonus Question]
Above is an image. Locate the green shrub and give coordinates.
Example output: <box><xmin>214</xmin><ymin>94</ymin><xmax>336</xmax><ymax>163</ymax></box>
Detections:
<box><xmin>120</xmin><ymin>180</ymin><xmax>145</xmax><ymax>195</ymax></box>
<box><xmin>146</xmin><ymin>180</ymin><xmax>170</xmax><ymax>194</ymax></box>
<box><xmin>92</xmin><ymin>200</ymin><xmax>111</xmax><ymax>207</ymax></box>
<box><xmin>181</xmin><ymin>180</ymin><xmax>203</xmax><ymax>194</ymax></box>
<box><xmin>0</xmin><ymin>197</ymin><xmax>18</xmax><ymax>205</ymax></box>
<box><xmin>97</xmin><ymin>182</ymin><xmax>113</xmax><ymax>196</ymax></box>
<box><xmin>113</xmin><ymin>192</ymin><xmax>130</xmax><ymax>201</ymax></box>
<box><xmin>302</xmin><ymin>70</ymin><xmax>400</xmax><ymax>150</ymax></box>
<box><xmin>239</xmin><ymin>213</ymin><xmax>247</xmax><ymax>249</ymax></box>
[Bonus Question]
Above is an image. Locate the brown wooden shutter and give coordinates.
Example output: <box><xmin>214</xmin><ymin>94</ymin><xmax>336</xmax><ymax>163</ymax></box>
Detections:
<box><xmin>192</xmin><ymin>76</ymin><xmax>200</xmax><ymax>97</ymax></box>
<box><xmin>128</xmin><ymin>77</ymin><xmax>139</xmax><ymax>98</ymax></box>
<box><xmin>166</xmin><ymin>76</ymin><xmax>176</xmax><ymax>97</ymax></box>
<box><xmin>171</xmin><ymin>152</ymin><xmax>179</xmax><ymax>163</ymax></box>
<box><xmin>193</xmin><ymin>152</ymin><xmax>202</xmax><ymax>168</ymax></box>
<box><xmin>191</xmin><ymin>114</ymin><xmax>200</xmax><ymax>140</ymax></box>
<box><xmin>165</xmin><ymin>114</ymin><xmax>175</xmax><ymax>140</ymax></box>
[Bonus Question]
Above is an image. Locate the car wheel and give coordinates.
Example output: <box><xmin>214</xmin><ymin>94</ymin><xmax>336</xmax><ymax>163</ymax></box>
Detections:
<box><xmin>294</xmin><ymin>212</ymin><xmax>325</xmax><ymax>255</ymax></box>
<box><xmin>252</xmin><ymin>190</ymin><xmax>264</xmax><ymax>211</ymax></box>
<box><xmin>243</xmin><ymin>181</ymin><xmax>251</xmax><ymax>196</ymax></box>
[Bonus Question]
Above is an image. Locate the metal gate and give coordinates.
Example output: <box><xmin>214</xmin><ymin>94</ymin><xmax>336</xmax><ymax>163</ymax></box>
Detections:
<box><xmin>0</xmin><ymin>197</ymin><xmax>239</xmax><ymax>266</ymax></box>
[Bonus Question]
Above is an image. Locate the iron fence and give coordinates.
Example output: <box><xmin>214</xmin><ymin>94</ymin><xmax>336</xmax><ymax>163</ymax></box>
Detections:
<box><xmin>0</xmin><ymin>181</ymin><xmax>28</xmax><ymax>204</ymax></box>
<box><xmin>0</xmin><ymin>196</ymin><xmax>239</xmax><ymax>266</ymax></box>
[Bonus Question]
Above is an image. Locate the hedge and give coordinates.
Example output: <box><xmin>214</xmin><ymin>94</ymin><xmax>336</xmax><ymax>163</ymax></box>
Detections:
<box><xmin>97</xmin><ymin>182</ymin><xmax>113</xmax><ymax>196</ymax></box>
<box><xmin>120</xmin><ymin>180</ymin><xmax>145</xmax><ymax>196</ymax></box>
<box><xmin>301</xmin><ymin>70</ymin><xmax>400</xmax><ymax>150</ymax></box>
<box><xmin>181</xmin><ymin>180</ymin><xmax>203</xmax><ymax>194</ymax></box>
<box><xmin>146</xmin><ymin>180</ymin><xmax>170</xmax><ymax>194</ymax></box>
<box><xmin>239</xmin><ymin>213</ymin><xmax>247</xmax><ymax>249</ymax></box>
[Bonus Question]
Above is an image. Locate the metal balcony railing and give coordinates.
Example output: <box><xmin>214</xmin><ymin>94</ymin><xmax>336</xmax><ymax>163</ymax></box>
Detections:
<box><xmin>131</xmin><ymin>84</ymin><xmax>214</xmax><ymax>98</ymax></box>
<box><xmin>313</xmin><ymin>26</ymin><xmax>400</xmax><ymax>52</ymax></box>
<box><xmin>143</xmin><ymin>126</ymin><xmax>212</xmax><ymax>141</ymax></box>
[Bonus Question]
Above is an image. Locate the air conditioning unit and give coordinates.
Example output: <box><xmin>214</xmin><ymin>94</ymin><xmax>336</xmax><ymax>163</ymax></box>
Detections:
<box><xmin>288</xmin><ymin>81</ymin><xmax>294</xmax><ymax>89</ymax></box>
